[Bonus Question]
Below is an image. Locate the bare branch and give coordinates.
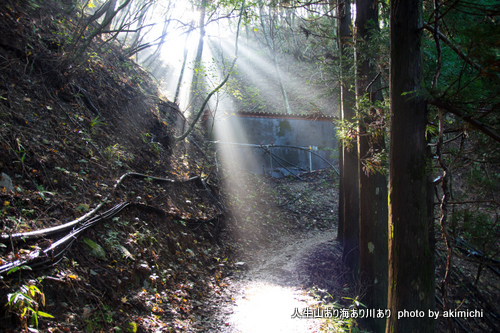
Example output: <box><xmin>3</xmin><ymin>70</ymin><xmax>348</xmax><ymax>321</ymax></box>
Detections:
<box><xmin>423</xmin><ymin>21</ymin><xmax>482</xmax><ymax>72</ymax></box>
<box><xmin>448</xmin><ymin>200</ymin><xmax>500</xmax><ymax>206</ymax></box>
<box><xmin>102</xmin><ymin>23</ymin><xmax>156</xmax><ymax>34</ymax></box>
<box><xmin>429</xmin><ymin>100</ymin><xmax>500</xmax><ymax>143</ymax></box>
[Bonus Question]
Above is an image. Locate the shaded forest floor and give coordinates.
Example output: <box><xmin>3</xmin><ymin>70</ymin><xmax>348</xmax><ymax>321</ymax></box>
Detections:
<box><xmin>0</xmin><ymin>1</ymin><xmax>344</xmax><ymax>331</ymax></box>
<box><xmin>0</xmin><ymin>0</ymin><xmax>498</xmax><ymax>332</ymax></box>
<box><xmin>215</xmin><ymin>170</ymin><xmax>500</xmax><ymax>333</ymax></box>
<box><xmin>0</xmin><ymin>1</ymin><xmax>240</xmax><ymax>331</ymax></box>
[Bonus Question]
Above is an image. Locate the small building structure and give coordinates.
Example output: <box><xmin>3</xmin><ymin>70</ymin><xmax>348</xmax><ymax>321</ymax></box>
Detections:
<box><xmin>208</xmin><ymin>111</ymin><xmax>338</xmax><ymax>177</ymax></box>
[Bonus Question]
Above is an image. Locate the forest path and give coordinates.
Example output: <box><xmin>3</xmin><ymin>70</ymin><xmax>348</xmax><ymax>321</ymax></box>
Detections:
<box><xmin>217</xmin><ymin>229</ymin><xmax>336</xmax><ymax>333</ymax></box>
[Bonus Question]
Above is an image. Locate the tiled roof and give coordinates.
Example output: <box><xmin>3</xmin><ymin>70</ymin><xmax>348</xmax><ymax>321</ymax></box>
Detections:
<box><xmin>234</xmin><ymin>111</ymin><xmax>337</xmax><ymax>121</ymax></box>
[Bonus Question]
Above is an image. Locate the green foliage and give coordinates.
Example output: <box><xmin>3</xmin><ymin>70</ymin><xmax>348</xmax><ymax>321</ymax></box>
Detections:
<box><xmin>453</xmin><ymin>209</ymin><xmax>497</xmax><ymax>255</ymax></box>
<box><xmin>466</xmin><ymin>162</ymin><xmax>498</xmax><ymax>193</ymax></box>
<box><xmin>150</xmin><ymin>141</ymin><xmax>161</xmax><ymax>154</ymax></box>
<box><xmin>127</xmin><ymin>321</ymin><xmax>138</xmax><ymax>333</ymax></box>
<box><xmin>356</xmin><ymin>96</ymin><xmax>389</xmax><ymax>138</ymax></box>
<box><xmin>355</xmin><ymin>95</ymin><xmax>390</xmax><ymax>175</ymax></box>
<box><xmin>361</xmin><ymin>148</ymin><xmax>388</xmax><ymax>176</ymax></box>
<box><xmin>6</xmin><ymin>265</ymin><xmax>32</xmax><ymax>276</ymax></box>
<box><xmin>55</xmin><ymin>166</ymin><xmax>87</xmax><ymax>183</ymax></box>
<box><xmin>76</xmin><ymin>203</ymin><xmax>90</xmax><ymax>212</ymax></box>
<box><xmin>191</xmin><ymin>56</ymin><xmax>238</xmax><ymax>98</ymax></box>
<box><xmin>26</xmin><ymin>0</ymin><xmax>41</xmax><ymax>10</ymax></box>
<box><xmin>89</xmin><ymin>116</ymin><xmax>107</xmax><ymax>132</ymax></box>
<box><xmin>320</xmin><ymin>296</ymin><xmax>370</xmax><ymax>333</ymax></box>
<box><xmin>334</xmin><ymin>118</ymin><xmax>359</xmax><ymax>150</ymax></box>
<box><xmin>84</xmin><ymin>304</ymin><xmax>115</xmax><ymax>332</ymax></box>
<box><xmin>103</xmin><ymin>230</ymin><xmax>120</xmax><ymax>248</ymax></box>
<box><xmin>139</xmin><ymin>133</ymin><xmax>161</xmax><ymax>155</ymax></box>
<box><xmin>82</xmin><ymin>237</ymin><xmax>106</xmax><ymax>260</ymax></box>
<box><xmin>225</xmin><ymin>78</ymin><xmax>266</xmax><ymax>111</ymax></box>
<box><xmin>6</xmin><ymin>282</ymin><xmax>54</xmax><ymax>330</ymax></box>
<box><xmin>422</xmin><ymin>1</ymin><xmax>500</xmax><ymax>116</ymax></box>
<box><xmin>13</xmin><ymin>138</ymin><xmax>27</xmax><ymax>169</ymax></box>
<box><xmin>103</xmin><ymin>144</ymin><xmax>134</xmax><ymax>167</ymax></box>
<box><xmin>356</xmin><ymin>20</ymin><xmax>390</xmax><ymax>98</ymax></box>
<box><xmin>35</xmin><ymin>182</ymin><xmax>52</xmax><ymax>204</ymax></box>
<box><xmin>140</xmin><ymin>132</ymin><xmax>151</xmax><ymax>144</ymax></box>
<box><xmin>129</xmin><ymin>228</ymin><xmax>158</xmax><ymax>246</ymax></box>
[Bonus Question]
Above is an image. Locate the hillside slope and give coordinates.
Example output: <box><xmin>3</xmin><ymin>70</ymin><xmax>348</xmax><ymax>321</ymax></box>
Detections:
<box><xmin>0</xmin><ymin>1</ymin><xmax>238</xmax><ymax>331</ymax></box>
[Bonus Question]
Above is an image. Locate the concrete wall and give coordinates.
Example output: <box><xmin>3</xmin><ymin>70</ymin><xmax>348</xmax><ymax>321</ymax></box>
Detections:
<box><xmin>211</xmin><ymin>114</ymin><xmax>337</xmax><ymax>176</ymax></box>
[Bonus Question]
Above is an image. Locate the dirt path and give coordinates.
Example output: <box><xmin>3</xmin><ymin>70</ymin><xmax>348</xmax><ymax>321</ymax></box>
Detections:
<box><xmin>217</xmin><ymin>230</ymin><xmax>336</xmax><ymax>333</ymax></box>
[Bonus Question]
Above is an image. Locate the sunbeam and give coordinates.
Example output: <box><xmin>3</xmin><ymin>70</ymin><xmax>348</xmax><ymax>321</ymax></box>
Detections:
<box><xmin>138</xmin><ymin>4</ymin><xmax>339</xmax><ymax>332</ymax></box>
<box><xmin>157</xmin><ymin>32</ymin><xmax>198</xmax><ymax>111</ymax></box>
<box><xmin>216</xmin><ymin>36</ymin><xmax>337</xmax><ymax>115</ymax></box>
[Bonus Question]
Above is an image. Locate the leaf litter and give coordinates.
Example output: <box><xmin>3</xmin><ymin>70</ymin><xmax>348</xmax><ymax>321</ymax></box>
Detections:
<box><xmin>0</xmin><ymin>1</ymin><xmax>347</xmax><ymax>331</ymax></box>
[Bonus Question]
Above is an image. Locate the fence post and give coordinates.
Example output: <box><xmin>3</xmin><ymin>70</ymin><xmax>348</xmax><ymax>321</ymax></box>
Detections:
<box><xmin>309</xmin><ymin>146</ymin><xmax>312</xmax><ymax>172</ymax></box>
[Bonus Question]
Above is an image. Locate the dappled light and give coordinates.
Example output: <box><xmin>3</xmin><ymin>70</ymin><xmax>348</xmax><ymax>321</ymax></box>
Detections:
<box><xmin>221</xmin><ymin>229</ymin><xmax>337</xmax><ymax>333</ymax></box>
<box><xmin>0</xmin><ymin>0</ymin><xmax>499</xmax><ymax>332</ymax></box>
<box><xmin>215</xmin><ymin>37</ymin><xmax>336</xmax><ymax>115</ymax></box>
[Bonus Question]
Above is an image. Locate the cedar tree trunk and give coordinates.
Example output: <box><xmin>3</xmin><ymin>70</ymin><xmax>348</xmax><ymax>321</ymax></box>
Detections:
<box><xmin>386</xmin><ymin>0</ymin><xmax>435</xmax><ymax>331</ymax></box>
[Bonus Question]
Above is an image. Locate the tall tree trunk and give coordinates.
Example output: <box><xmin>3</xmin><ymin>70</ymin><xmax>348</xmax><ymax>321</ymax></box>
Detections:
<box><xmin>193</xmin><ymin>0</ymin><xmax>207</xmax><ymax>95</ymax></box>
<box><xmin>102</xmin><ymin>0</ymin><xmax>117</xmax><ymax>31</ymax></box>
<box><xmin>194</xmin><ymin>0</ymin><xmax>206</xmax><ymax>67</ymax></box>
<box><xmin>272</xmin><ymin>52</ymin><xmax>292</xmax><ymax>114</ymax></box>
<box><xmin>190</xmin><ymin>0</ymin><xmax>207</xmax><ymax>112</ymax></box>
<box><xmin>174</xmin><ymin>0</ymin><xmax>246</xmax><ymax>142</ymax></box>
<box><xmin>174</xmin><ymin>29</ymin><xmax>193</xmax><ymax>105</ymax></box>
<box><xmin>338</xmin><ymin>0</ymin><xmax>359</xmax><ymax>277</ymax></box>
<box><xmin>355</xmin><ymin>1</ymin><xmax>388</xmax><ymax>332</ymax></box>
<box><xmin>144</xmin><ymin>16</ymin><xmax>172</xmax><ymax>69</ymax></box>
<box><xmin>333</xmin><ymin>0</ymin><xmax>344</xmax><ymax>245</ymax></box>
<box><xmin>337</xmin><ymin>140</ymin><xmax>344</xmax><ymax>244</ymax></box>
<box><xmin>258</xmin><ymin>3</ymin><xmax>292</xmax><ymax>114</ymax></box>
<box><xmin>387</xmin><ymin>0</ymin><xmax>435</xmax><ymax>332</ymax></box>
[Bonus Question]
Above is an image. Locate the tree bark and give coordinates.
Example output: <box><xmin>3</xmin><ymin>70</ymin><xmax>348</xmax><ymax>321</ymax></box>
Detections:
<box><xmin>386</xmin><ymin>0</ymin><xmax>435</xmax><ymax>332</ymax></box>
<box><xmin>194</xmin><ymin>0</ymin><xmax>207</xmax><ymax>67</ymax></box>
<box><xmin>174</xmin><ymin>1</ymin><xmax>246</xmax><ymax>142</ymax></box>
<box><xmin>337</xmin><ymin>139</ymin><xmax>344</xmax><ymax>245</ymax></box>
<box><xmin>191</xmin><ymin>0</ymin><xmax>207</xmax><ymax>108</ymax></box>
<box><xmin>102</xmin><ymin>0</ymin><xmax>117</xmax><ymax>32</ymax></box>
<box><xmin>174</xmin><ymin>29</ymin><xmax>193</xmax><ymax>105</ymax></box>
<box><xmin>355</xmin><ymin>1</ymin><xmax>388</xmax><ymax>332</ymax></box>
<box><xmin>333</xmin><ymin>0</ymin><xmax>344</xmax><ymax>246</ymax></box>
<box><xmin>71</xmin><ymin>0</ymin><xmax>132</xmax><ymax>63</ymax></box>
<box><xmin>338</xmin><ymin>0</ymin><xmax>359</xmax><ymax>277</ymax></box>
<box><xmin>258</xmin><ymin>2</ymin><xmax>292</xmax><ymax>114</ymax></box>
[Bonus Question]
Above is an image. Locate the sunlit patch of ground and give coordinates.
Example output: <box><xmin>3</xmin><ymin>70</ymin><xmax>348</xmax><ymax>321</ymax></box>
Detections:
<box><xmin>210</xmin><ymin>115</ymin><xmax>339</xmax><ymax>333</ymax></box>
<box><xmin>227</xmin><ymin>282</ymin><xmax>321</xmax><ymax>333</ymax></box>
<box><xmin>218</xmin><ymin>231</ymin><xmax>335</xmax><ymax>333</ymax></box>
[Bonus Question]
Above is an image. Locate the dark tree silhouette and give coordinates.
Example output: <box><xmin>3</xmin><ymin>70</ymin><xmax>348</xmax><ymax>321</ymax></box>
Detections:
<box><xmin>386</xmin><ymin>0</ymin><xmax>435</xmax><ymax>331</ymax></box>
<box><xmin>355</xmin><ymin>1</ymin><xmax>388</xmax><ymax>332</ymax></box>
